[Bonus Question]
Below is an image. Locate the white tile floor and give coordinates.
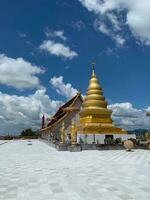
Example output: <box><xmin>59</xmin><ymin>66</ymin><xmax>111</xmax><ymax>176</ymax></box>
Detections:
<box><xmin>0</xmin><ymin>140</ymin><xmax>150</xmax><ymax>200</ymax></box>
<box><xmin>0</xmin><ymin>141</ymin><xmax>7</xmax><ymax>145</ymax></box>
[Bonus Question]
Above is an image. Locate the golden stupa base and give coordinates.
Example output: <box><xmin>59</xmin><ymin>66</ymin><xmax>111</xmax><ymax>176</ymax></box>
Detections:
<box><xmin>77</xmin><ymin>123</ymin><xmax>127</xmax><ymax>134</ymax></box>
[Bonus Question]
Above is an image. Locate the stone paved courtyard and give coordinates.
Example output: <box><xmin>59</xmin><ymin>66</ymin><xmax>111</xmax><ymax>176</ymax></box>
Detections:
<box><xmin>0</xmin><ymin>141</ymin><xmax>7</xmax><ymax>145</ymax></box>
<box><xmin>0</xmin><ymin>140</ymin><xmax>150</xmax><ymax>200</ymax></box>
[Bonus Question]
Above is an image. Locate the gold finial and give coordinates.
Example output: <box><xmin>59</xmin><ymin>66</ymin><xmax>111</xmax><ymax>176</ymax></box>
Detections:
<box><xmin>91</xmin><ymin>61</ymin><xmax>96</xmax><ymax>76</ymax></box>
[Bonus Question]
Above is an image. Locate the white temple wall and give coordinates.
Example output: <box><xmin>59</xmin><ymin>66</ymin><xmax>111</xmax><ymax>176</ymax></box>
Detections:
<box><xmin>77</xmin><ymin>134</ymin><xmax>105</xmax><ymax>144</ymax></box>
<box><xmin>77</xmin><ymin>133</ymin><xmax>136</xmax><ymax>144</ymax></box>
<box><xmin>113</xmin><ymin>134</ymin><xmax>136</xmax><ymax>140</ymax></box>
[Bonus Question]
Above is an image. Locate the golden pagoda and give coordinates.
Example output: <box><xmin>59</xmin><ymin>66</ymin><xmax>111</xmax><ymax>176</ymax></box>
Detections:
<box><xmin>79</xmin><ymin>63</ymin><xmax>127</xmax><ymax>134</ymax></box>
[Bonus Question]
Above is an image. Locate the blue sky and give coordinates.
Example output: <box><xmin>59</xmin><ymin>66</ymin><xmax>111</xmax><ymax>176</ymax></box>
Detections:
<box><xmin>0</xmin><ymin>0</ymin><xmax>150</xmax><ymax>134</ymax></box>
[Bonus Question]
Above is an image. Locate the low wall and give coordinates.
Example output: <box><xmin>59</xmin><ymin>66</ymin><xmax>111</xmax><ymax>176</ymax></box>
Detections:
<box><xmin>40</xmin><ymin>138</ymin><xmax>147</xmax><ymax>151</ymax></box>
<box><xmin>77</xmin><ymin>133</ymin><xmax>136</xmax><ymax>145</ymax></box>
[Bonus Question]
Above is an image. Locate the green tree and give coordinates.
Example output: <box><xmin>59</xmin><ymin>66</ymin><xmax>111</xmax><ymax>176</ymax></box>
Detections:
<box><xmin>20</xmin><ymin>128</ymin><xmax>37</xmax><ymax>138</ymax></box>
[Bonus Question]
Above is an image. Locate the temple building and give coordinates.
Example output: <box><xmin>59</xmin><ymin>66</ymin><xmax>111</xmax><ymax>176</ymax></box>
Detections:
<box><xmin>40</xmin><ymin>64</ymin><xmax>135</xmax><ymax>146</ymax></box>
<box><xmin>40</xmin><ymin>92</ymin><xmax>83</xmax><ymax>141</ymax></box>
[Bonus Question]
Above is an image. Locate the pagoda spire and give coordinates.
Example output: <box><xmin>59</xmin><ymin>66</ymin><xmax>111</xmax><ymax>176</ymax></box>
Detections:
<box><xmin>91</xmin><ymin>61</ymin><xmax>96</xmax><ymax>76</ymax></box>
<box><xmin>80</xmin><ymin>62</ymin><xmax>109</xmax><ymax>113</ymax></box>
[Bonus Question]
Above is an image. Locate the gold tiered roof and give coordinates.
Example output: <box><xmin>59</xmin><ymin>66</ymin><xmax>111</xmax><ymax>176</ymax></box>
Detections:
<box><xmin>79</xmin><ymin>64</ymin><xmax>127</xmax><ymax>134</ymax></box>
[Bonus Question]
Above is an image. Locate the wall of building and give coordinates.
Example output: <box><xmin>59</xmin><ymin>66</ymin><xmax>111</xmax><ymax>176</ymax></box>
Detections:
<box><xmin>77</xmin><ymin>134</ymin><xmax>105</xmax><ymax>144</ymax></box>
<box><xmin>41</xmin><ymin>97</ymin><xmax>82</xmax><ymax>142</ymax></box>
<box><xmin>77</xmin><ymin>133</ymin><xmax>136</xmax><ymax>144</ymax></box>
<box><xmin>113</xmin><ymin>134</ymin><xmax>136</xmax><ymax>140</ymax></box>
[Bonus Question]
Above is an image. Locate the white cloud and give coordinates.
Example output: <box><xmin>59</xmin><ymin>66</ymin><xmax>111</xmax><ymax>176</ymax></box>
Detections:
<box><xmin>146</xmin><ymin>107</ymin><xmax>150</xmax><ymax>112</ymax></box>
<box><xmin>18</xmin><ymin>32</ymin><xmax>27</xmax><ymax>38</ymax></box>
<box><xmin>109</xmin><ymin>102</ymin><xmax>150</xmax><ymax>130</ymax></box>
<box><xmin>39</xmin><ymin>40</ymin><xmax>78</xmax><ymax>59</ymax></box>
<box><xmin>94</xmin><ymin>14</ymin><xmax>125</xmax><ymax>46</ymax></box>
<box><xmin>50</xmin><ymin>76</ymin><xmax>78</xmax><ymax>99</ymax></box>
<box><xmin>72</xmin><ymin>20</ymin><xmax>86</xmax><ymax>31</ymax></box>
<box><xmin>0</xmin><ymin>87</ymin><xmax>150</xmax><ymax>134</ymax></box>
<box><xmin>44</xmin><ymin>28</ymin><xmax>67</xmax><ymax>41</ymax></box>
<box><xmin>96</xmin><ymin>21</ymin><xmax>110</xmax><ymax>36</ymax></box>
<box><xmin>0</xmin><ymin>89</ymin><xmax>61</xmax><ymax>135</ymax></box>
<box><xmin>107</xmin><ymin>13</ymin><xmax>121</xmax><ymax>32</ymax></box>
<box><xmin>114</xmin><ymin>35</ymin><xmax>125</xmax><ymax>46</ymax></box>
<box><xmin>79</xmin><ymin>0</ymin><xmax>150</xmax><ymax>46</ymax></box>
<box><xmin>95</xmin><ymin>20</ymin><xmax>125</xmax><ymax>46</ymax></box>
<box><xmin>109</xmin><ymin>102</ymin><xmax>141</xmax><ymax>117</ymax></box>
<box><xmin>104</xmin><ymin>47</ymin><xmax>116</xmax><ymax>56</ymax></box>
<box><xmin>0</xmin><ymin>54</ymin><xmax>45</xmax><ymax>90</ymax></box>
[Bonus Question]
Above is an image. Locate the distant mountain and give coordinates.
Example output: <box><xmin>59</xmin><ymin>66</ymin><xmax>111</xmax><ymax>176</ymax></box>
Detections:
<box><xmin>128</xmin><ymin>129</ymin><xmax>149</xmax><ymax>135</ymax></box>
